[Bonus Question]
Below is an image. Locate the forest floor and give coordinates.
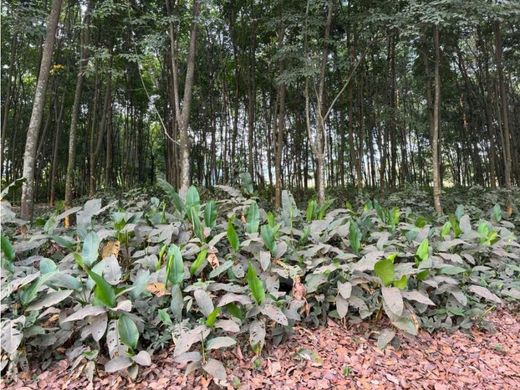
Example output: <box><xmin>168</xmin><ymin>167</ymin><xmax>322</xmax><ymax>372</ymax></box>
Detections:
<box><xmin>3</xmin><ymin>309</ymin><xmax>519</xmax><ymax>390</ymax></box>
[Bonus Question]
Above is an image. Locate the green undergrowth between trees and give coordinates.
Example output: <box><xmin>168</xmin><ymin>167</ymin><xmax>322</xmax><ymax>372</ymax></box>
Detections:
<box><xmin>1</xmin><ymin>182</ymin><xmax>519</xmax><ymax>382</ymax></box>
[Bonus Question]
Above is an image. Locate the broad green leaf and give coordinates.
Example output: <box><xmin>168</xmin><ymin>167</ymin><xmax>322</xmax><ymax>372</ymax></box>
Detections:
<box><xmin>448</xmin><ymin>214</ymin><xmax>462</xmax><ymax>237</ymax></box>
<box><xmin>306</xmin><ymin>200</ymin><xmax>317</xmax><ymax>222</ymax></box>
<box><xmin>204</xmin><ymin>201</ymin><xmax>217</xmax><ymax>228</ymax></box>
<box><xmin>1</xmin><ymin>234</ymin><xmax>15</xmax><ymax>261</ymax></box>
<box><xmin>20</xmin><ymin>272</ymin><xmax>56</xmax><ymax>306</ymax></box>
<box><xmin>393</xmin><ymin>275</ymin><xmax>408</xmax><ymax>290</ymax></box>
<box><xmin>86</xmin><ymin>270</ymin><xmax>116</xmax><ymax>308</ymax></box>
<box><xmin>157</xmin><ymin>178</ymin><xmax>184</xmax><ymax>214</ymax></box>
<box><xmin>117</xmin><ymin>314</ymin><xmax>139</xmax><ymax>349</ymax></box>
<box><xmin>185</xmin><ymin>186</ymin><xmax>200</xmax><ymax>213</ymax></box>
<box><xmin>190</xmin><ymin>249</ymin><xmax>208</xmax><ymax>275</ymax></box>
<box><xmin>227</xmin><ymin>218</ymin><xmax>239</xmax><ymax>252</ymax></box>
<box><xmin>440</xmin><ymin>222</ymin><xmax>451</xmax><ymax>238</ymax></box>
<box><xmin>492</xmin><ymin>204</ymin><xmax>502</xmax><ymax>222</ymax></box>
<box><xmin>246</xmin><ymin>262</ymin><xmax>265</xmax><ymax>305</ymax></box>
<box><xmin>166</xmin><ymin>244</ymin><xmax>184</xmax><ymax>286</ymax></box>
<box><xmin>205</xmin><ymin>307</ymin><xmax>221</xmax><ymax>327</ymax></box>
<box><xmin>158</xmin><ymin>309</ymin><xmax>173</xmax><ymax>326</ymax></box>
<box><xmin>349</xmin><ymin>221</ymin><xmax>362</xmax><ymax>254</ymax></box>
<box><xmin>82</xmin><ymin>232</ymin><xmax>100</xmax><ymax>267</ymax></box>
<box><xmin>260</xmin><ymin>225</ymin><xmax>276</xmax><ymax>254</ymax></box>
<box><xmin>415</xmin><ymin>239</ymin><xmax>429</xmax><ymax>264</ymax></box>
<box><xmin>240</xmin><ymin>172</ymin><xmax>254</xmax><ymax>194</ymax></box>
<box><xmin>246</xmin><ymin>202</ymin><xmax>260</xmax><ymax>233</ymax></box>
<box><xmin>189</xmin><ymin>207</ymin><xmax>205</xmax><ymax>242</ymax></box>
<box><xmin>374</xmin><ymin>258</ymin><xmax>394</xmax><ymax>287</ymax></box>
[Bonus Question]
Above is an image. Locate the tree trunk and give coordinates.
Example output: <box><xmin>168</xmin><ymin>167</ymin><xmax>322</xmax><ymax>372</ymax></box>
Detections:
<box><xmin>21</xmin><ymin>0</ymin><xmax>63</xmax><ymax>220</ymax></box>
<box><xmin>168</xmin><ymin>0</ymin><xmax>200</xmax><ymax>197</ymax></box>
<box><xmin>432</xmin><ymin>25</ymin><xmax>443</xmax><ymax>214</ymax></box>
<box><xmin>494</xmin><ymin>22</ymin><xmax>513</xmax><ymax>215</ymax></box>
<box><xmin>64</xmin><ymin>0</ymin><xmax>93</xmax><ymax>221</ymax></box>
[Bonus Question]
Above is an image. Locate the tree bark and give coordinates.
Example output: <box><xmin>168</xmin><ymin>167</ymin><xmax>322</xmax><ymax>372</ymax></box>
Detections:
<box><xmin>64</xmin><ymin>0</ymin><xmax>93</xmax><ymax>220</ymax></box>
<box><xmin>494</xmin><ymin>22</ymin><xmax>513</xmax><ymax>215</ymax></box>
<box><xmin>432</xmin><ymin>25</ymin><xmax>443</xmax><ymax>214</ymax></box>
<box><xmin>21</xmin><ymin>0</ymin><xmax>63</xmax><ymax>220</ymax></box>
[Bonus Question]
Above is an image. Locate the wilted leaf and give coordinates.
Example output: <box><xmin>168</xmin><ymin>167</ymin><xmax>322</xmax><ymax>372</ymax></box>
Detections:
<box><xmin>194</xmin><ymin>289</ymin><xmax>214</xmax><ymax>317</ymax></box>
<box><xmin>402</xmin><ymin>290</ymin><xmax>435</xmax><ymax>306</ymax></box>
<box><xmin>206</xmin><ymin>336</ymin><xmax>236</xmax><ymax>350</ymax></box>
<box><xmin>377</xmin><ymin>328</ymin><xmax>396</xmax><ymax>349</ymax></box>
<box><xmin>468</xmin><ymin>285</ymin><xmax>502</xmax><ymax>304</ymax></box>
<box><xmin>146</xmin><ymin>282</ymin><xmax>169</xmax><ymax>297</ymax></box>
<box><xmin>262</xmin><ymin>304</ymin><xmax>288</xmax><ymax>325</ymax></box>
<box><xmin>174</xmin><ymin>326</ymin><xmax>210</xmax><ymax>357</ymax></box>
<box><xmin>26</xmin><ymin>290</ymin><xmax>72</xmax><ymax>311</ymax></box>
<box><xmin>382</xmin><ymin>286</ymin><xmax>404</xmax><ymax>316</ymax></box>
<box><xmin>132</xmin><ymin>350</ymin><xmax>152</xmax><ymax>366</ymax></box>
<box><xmin>105</xmin><ymin>356</ymin><xmax>133</xmax><ymax>373</ymax></box>
<box><xmin>202</xmin><ymin>358</ymin><xmax>226</xmax><ymax>380</ymax></box>
<box><xmin>1</xmin><ymin>316</ymin><xmax>25</xmax><ymax>354</ymax></box>
<box><xmin>63</xmin><ymin>306</ymin><xmax>107</xmax><ymax>322</ymax></box>
<box><xmin>217</xmin><ymin>293</ymin><xmax>252</xmax><ymax>307</ymax></box>
<box><xmin>336</xmin><ymin>295</ymin><xmax>349</xmax><ymax>318</ymax></box>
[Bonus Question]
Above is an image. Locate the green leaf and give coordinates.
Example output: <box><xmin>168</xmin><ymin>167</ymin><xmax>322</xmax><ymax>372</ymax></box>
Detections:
<box><xmin>158</xmin><ymin>309</ymin><xmax>173</xmax><ymax>326</ymax></box>
<box><xmin>189</xmin><ymin>207</ymin><xmax>205</xmax><ymax>242</ymax></box>
<box><xmin>306</xmin><ymin>200</ymin><xmax>317</xmax><ymax>222</ymax></box>
<box><xmin>448</xmin><ymin>214</ymin><xmax>462</xmax><ymax>237</ymax></box>
<box><xmin>204</xmin><ymin>201</ymin><xmax>218</xmax><ymax>229</ymax></box>
<box><xmin>82</xmin><ymin>232</ymin><xmax>100</xmax><ymax>267</ymax></box>
<box><xmin>190</xmin><ymin>249</ymin><xmax>208</xmax><ymax>276</ymax></box>
<box><xmin>157</xmin><ymin>178</ymin><xmax>185</xmax><ymax>215</ymax></box>
<box><xmin>440</xmin><ymin>266</ymin><xmax>467</xmax><ymax>275</ymax></box>
<box><xmin>1</xmin><ymin>234</ymin><xmax>15</xmax><ymax>261</ymax></box>
<box><xmin>227</xmin><ymin>218</ymin><xmax>239</xmax><ymax>252</ymax></box>
<box><xmin>87</xmin><ymin>270</ymin><xmax>116</xmax><ymax>308</ymax></box>
<box><xmin>205</xmin><ymin>307</ymin><xmax>221</xmax><ymax>327</ymax></box>
<box><xmin>440</xmin><ymin>221</ymin><xmax>451</xmax><ymax>238</ymax></box>
<box><xmin>246</xmin><ymin>262</ymin><xmax>265</xmax><ymax>305</ymax></box>
<box><xmin>374</xmin><ymin>258</ymin><xmax>394</xmax><ymax>287</ymax></box>
<box><xmin>260</xmin><ymin>225</ymin><xmax>276</xmax><ymax>254</ymax></box>
<box><xmin>349</xmin><ymin>221</ymin><xmax>362</xmax><ymax>254</ymax></box>
<box><xmin>225</xmin><ymin>303</ymin><xmax>244</xmax><ymax>320</ymax></box>
<box><xmin>393</xmin><ymin>275</ymin><xmax>408</xmax><ymax>289</ymax></box>
<box><xmin>417</xmin><ymin>270</ymin><xmax>429</xmax><ymax>281</ymax></box>
<box><xmin>492</xmin><ymin>204</ymin><xmax>502</xmax><ymax>222</ymax></box>
<box><xmin>20</xmin><ymin>272</ymin><xmax>56</xmax><ymax>306</ymax></box>
<box><xmin>415</xmin><ymin>239</ymin><xmax>429</xmax><ymax>264</ymax></box>
<box><xmin>117</xmin><ymin>314</ymin><xmax>139</xmax><ymax>349</ymax></box>
<box><xmin>240</xmin><ymin>172</ymin><xmax>254</xmax><ymax>194</ymax></box>
<box><xmin>246</xmin><ymin>202</ymin><xmax>260</xmax><ymax>234</ymax></box>
<box><xmin>166</xmin><ymin>244</ymin><xmax>184</xmax><ymax>286</ymax></box>
<box><xmin>186</xmin><ymin>186</ymin><xmax>200</xmax><ymax>213</ymax></box>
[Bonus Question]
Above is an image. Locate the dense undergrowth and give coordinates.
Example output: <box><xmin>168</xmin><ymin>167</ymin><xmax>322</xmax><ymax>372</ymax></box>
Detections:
<box><xmin>1</xmin><ymin>181</ymin><xmax>519</xmax><ymax>382</ymax></box>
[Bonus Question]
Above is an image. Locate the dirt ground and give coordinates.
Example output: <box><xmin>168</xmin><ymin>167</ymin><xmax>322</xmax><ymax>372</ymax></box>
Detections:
<box><xmin>2</xmin><ymin>309</ymin><xmax>519</xmax><ymax>390</ymax></box>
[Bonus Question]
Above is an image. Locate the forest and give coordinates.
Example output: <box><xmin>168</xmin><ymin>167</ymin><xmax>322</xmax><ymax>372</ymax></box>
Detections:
<box><xmin>1</xmin><ymin>0</ymin><xmax>520</xmax><ymax>388</ymax></box>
